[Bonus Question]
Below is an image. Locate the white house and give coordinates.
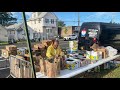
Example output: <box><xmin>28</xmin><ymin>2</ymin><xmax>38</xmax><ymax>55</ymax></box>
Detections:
<box><xmin>27</xmin><ymin>12</ymin><xmax>58</xmax><ymax>40</ymax></box>
<box><xmin>6</xmin><ymin>23</ymin><xmax>34</xmax><ymax>41</ymax></box>
<box><xmin>0</xmin><ymin>25</ymin><xmax>8</xmax><ymax>42</ymax></box>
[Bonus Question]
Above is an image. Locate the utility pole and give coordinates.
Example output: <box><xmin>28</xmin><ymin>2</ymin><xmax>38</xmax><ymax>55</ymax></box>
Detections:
<box><xmin>78</xmin><ymin>12</ymin><xmax>80</xmax><ymax>26</ymax></box>
<box><xmin>112</xmin><ymin>14</ymin><xmax>114</xmax><ymax>23</ymax></box>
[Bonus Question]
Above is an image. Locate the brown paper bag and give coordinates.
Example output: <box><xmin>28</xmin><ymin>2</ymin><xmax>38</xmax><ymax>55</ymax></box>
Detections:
<box><xmin>91</xmin><ymin>43</ymin><xmax>99</xmax><ymax>51</ymax></box>
<box><xmin>39</xmin><ymin>58</ymin><xmax>47</xmax><ymax>75</ymax></box>
<box><xmin>46</xmin><ymin>58</ymin><xmax>60</xmax><ymax>78</ymax></box>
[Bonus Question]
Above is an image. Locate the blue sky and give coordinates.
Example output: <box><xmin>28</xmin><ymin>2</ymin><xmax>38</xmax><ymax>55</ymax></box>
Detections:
<box><xmin>12</xmin><ymin>12</ymin><xmax>120</xmax><ymax>26</ymax></box>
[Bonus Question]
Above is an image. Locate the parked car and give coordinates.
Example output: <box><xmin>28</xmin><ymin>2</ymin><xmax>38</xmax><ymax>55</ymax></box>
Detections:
<box><xmin>64</xmin><ymin>34</ymin><xmax>78</xmax><ymax>41</ymax></box>
<box><xmin>8</xmin><ymin>39</ymin><xmax>17</xmax><ymax>44</ymax></box>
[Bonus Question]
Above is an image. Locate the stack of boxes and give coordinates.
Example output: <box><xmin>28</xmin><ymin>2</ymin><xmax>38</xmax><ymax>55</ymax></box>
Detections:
<box><xmin>17</xmin><ymin>47</ymin><xmax>29</xmax><ymax>56</ymax></box>
<box><xmin>1</xmin><ymin>45</ymin><xmax>17</xmax><ymax>58</ymax></box>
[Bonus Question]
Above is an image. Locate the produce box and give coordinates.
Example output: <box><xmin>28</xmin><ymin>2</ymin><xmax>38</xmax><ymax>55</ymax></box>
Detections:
<box><xmin>66</xmin><ymin>59</ymin><xmax>79</xmax><ymax>70</ymax></box>
<box><xmin>97</xmin><ymin>47</ymin><xmax>108</xmax><ymax>58</ymax></box>
<box><xmin>42</xmin><ymin>40</ymin><xmax>52</xmax><ymax>47</ymax></box>
<box><xmin>33</xmin><ymin>44</ymin><xmax>39</xmax><ymax>49</ymax></box>
<box><xmin>6</xmin><ymin>45</ymin><xmax>17</xmax><ymax>51</ymax></box>
<box><xmin>24</xmin><ymin>54</ymin><xmax>36</xmax><ymax>62</ymax></box>
<box><xmin>90</xmin><ymin>43</ymin><xmax>99</xmax><ymax>51</ymax></box>
<box><xmin>69</xmin><ymin>41</ymin><xmax>78</xmax><ymax>51</ymax></box>
<box><xmin>86</xmin><ymin>51</ymin><xmax>102</xmax><ymax>60</ymax></box>
<box><xmin>80</xmin><ymin>59</ymin><xmax>91</xmax><ymax>67</ymax></box>
<box><xmin>22</xmin><ymin>47</ymin><xmax>29</xmax><ymax>54</ymax></box>
<box><xmin>1</xmin><ymin>49</ymin><xmax>17</xmax><ymax>58</ymax></box>
<box><xmin>17</xmin><ymin>48</ymin><xmax>26</xmax><ymax>56</ymax></box>
<box><xmin>1</xmin><ymin>49</ymin><xmax>10</xmax><ymax>58</ymax></box>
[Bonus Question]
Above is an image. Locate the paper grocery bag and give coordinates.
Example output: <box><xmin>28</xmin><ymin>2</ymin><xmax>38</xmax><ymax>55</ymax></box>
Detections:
<box><xmin>46</xmin><ymin>60</ymin><xmax>55</xmax><ymax>78</ymax></box>
<box><xmin>54</xmin><ymin>58</ymin><xmax>60</xmax><ymax>76</ymax></box>
<box><xmin>46</xmin><ymin>58</ymin><xmax>60</xmax><ymax>78</ymax></box>
<box><xmin>39</xmin><ymin>58</ymin><xmax>47</xmax><ymax>75</ymax></box>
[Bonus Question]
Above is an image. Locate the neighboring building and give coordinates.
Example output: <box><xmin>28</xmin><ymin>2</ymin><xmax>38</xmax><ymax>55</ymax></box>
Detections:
<box><xmin>0</xmin><ymin>25</ymin><xmax>8</xmax><ymax>42</ymax></box>
<box><xmin>61</xmin><ymin>26</ymin><xmax>80</xmax><ymax>37</ymax></box>
<box><xmin>27</xmin><ymin>12</ymin><xmax>58</xmax><ymax>40</ymax></box>
<box><xmin>6</xmin><ymin>23</ymin><xmax>34</xmax><ymax>41</ymax></box>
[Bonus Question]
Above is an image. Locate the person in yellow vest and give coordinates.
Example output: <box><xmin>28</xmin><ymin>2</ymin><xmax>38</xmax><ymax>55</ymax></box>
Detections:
<box><xmin>46</xmin><ymin>39</ymin><xmax>62</xmax><ymax>59</ymax></box>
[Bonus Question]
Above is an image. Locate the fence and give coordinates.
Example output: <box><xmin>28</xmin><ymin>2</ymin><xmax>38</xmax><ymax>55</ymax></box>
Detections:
<box><xmin>0</xmin><ymin>57</ymin><xmax>9</xmax><ymax>70</ymax></box>
<box><xmin>9</xmin><ymin>55</ymin><xmax>33</xmax><ymax>78</ymax></box>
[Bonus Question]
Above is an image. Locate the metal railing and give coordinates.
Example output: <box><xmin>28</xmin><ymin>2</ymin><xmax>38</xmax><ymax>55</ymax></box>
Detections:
<box><xmin>9</xmin><ymin>55</ymin><xmax>33</xmax><ymax>78</ymax></box>
<box><xmin>0</xmin><ymin>57</ymin><xmax>9</xmax><ymax>70</ymax></box>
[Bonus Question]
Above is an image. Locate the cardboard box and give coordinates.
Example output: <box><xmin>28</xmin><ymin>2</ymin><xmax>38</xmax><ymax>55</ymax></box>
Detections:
<box><xmin>86</xmin><ymin>51</ymin><xmax>103</xmax><ymax>60</ymax></box>
<box><xmin>1</xmin><ymin>49</ymin><xmax>16</xmax><ymax>58</ymax></box>
<box><xmin>1</xmin><ymin>49</ymin><xmax>10</xmax><ymax>58</ymax></box>
<box><xmin>17</xmin><ymin>48</ymin><xmax>25</xmax><ymax>56</ymax></box>
<box><xmin>24</xmin><ymin>54</ymin><xmax>36</xmax><ymax>62</ymax></box>
<box><xmin>6</xmin><ymin>45</ymin><xmax>17</xmax><ymax>51</ymax></box>
<box><xmin>80</xmin><ymin>59</ymin><xmax>91</xmax><ymax>67</ymax></box>
<box><xmin>16</xmin><ymin>55</ymin><xmax>24</xmax><ymax>59</ymax></box>
<box><xmin>90</xmin><ymin>43</ymin><xmax>99</xmax><ymax>51</ymax></box>
<box><xmin>66</xmin><ymin>59</ymin><xmax>79</xmax><ymax>70</ymax></box>
<box><xmin>42</xmin><ymin>40</ymin><xmax>52</xmax><ymax>47</ymax></box>
<box><xmin>34</xmin><ymin>44</ymin><xmax>39</xmax><ymax>49</ymax></box>
<box><xmin>97</xmin><ymin>47</ymin><xmax>108</xmax><ymax>58</ymax></box>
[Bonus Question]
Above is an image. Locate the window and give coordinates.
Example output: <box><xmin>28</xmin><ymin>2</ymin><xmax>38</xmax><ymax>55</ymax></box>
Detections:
<box><xmin>35</xmin><ymin>20</ymin><xmax>36</xmax><ymax>24</ymax></box>
<box><xmin>46</xmin><ymin>29</ymin><xmax>48</xmax><ymax>33</ymax></box>
<box><xmin>47</xmin><ymin>29</ymin><xmax>50</xmax><ymax>33</ymax></box>
<box><xmin>4</xmin><ymin>35</ymin><xmax>7</xmax><ymax>37</ymax></box>
<box><xmin>34</xmin><ymin>14</ymin><xmax>36</xmax><ymax>18</ymax></box>
<box><xmin>45</xmin><ymin>19</ymin><xmax>49</xmax><ymax>23</ymax></box>
<box><xmin>50</xmin><ymin>29</ymin><xmax>52</xmax><ymax>33</ymax></box>
<box><xmin>51</xmin><ymin>19</ymin><xmax>54</xmax><ymax>24</ymax></box>
<box><xmin>39</xmin><ymin>19</ymin><xmax>41</xmax><ymax>23</ymax></box>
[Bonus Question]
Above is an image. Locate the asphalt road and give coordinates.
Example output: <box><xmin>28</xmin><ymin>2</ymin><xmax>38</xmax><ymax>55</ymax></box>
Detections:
<box><xmin>0</xmin><ymin>39</ymin><xmax>69</xmax><ymax>54</ymax></box>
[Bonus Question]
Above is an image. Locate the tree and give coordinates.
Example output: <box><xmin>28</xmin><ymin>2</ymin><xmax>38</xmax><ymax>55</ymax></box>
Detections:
<box><xmin>0</xmin><ymin>12</ymin><xmax>17</xmax><ymax>26</ymax></box>
<box><xmin>58</xmin><ymin>20</ymin><xmax>66</xmax><ymax>27</ymax></box>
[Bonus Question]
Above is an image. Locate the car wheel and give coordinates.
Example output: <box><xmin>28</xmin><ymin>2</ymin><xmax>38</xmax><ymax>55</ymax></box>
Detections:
<box><xmin>64</xmin><ymin>38</ymin><xmax>66</xmax><ymax>41</ymax></box>
<box><xmin>75</xmin><ymin>38</ymin><xmax>77</xmax><ymax>40</ymax></box>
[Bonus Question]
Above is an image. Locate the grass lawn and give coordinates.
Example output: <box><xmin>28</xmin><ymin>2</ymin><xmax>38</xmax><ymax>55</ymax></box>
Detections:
<box><xmin>0</xmin><ymin>41</ymin><xmax>8</xmax><ymax>45</ymax></box>
<box><xmin>73</xmin><ymin>64</ymin><xmax>120</xmax><ymax>78</ymax></box>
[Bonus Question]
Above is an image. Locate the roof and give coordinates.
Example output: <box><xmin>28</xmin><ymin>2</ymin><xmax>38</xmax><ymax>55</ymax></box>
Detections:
<box><xmin>28</xmin><ymin>12</ymin><xmax>58</xmax><ymax>21</ymax></box>
<box><xmin>0</xmin><ymin>24</ymin><xmax>8</xmax><ymax>31</ymax></box>
<box><xmin>6</xmin><ymin>23</ymin><xmax>23</xmax><ymax>30</ymax></box>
